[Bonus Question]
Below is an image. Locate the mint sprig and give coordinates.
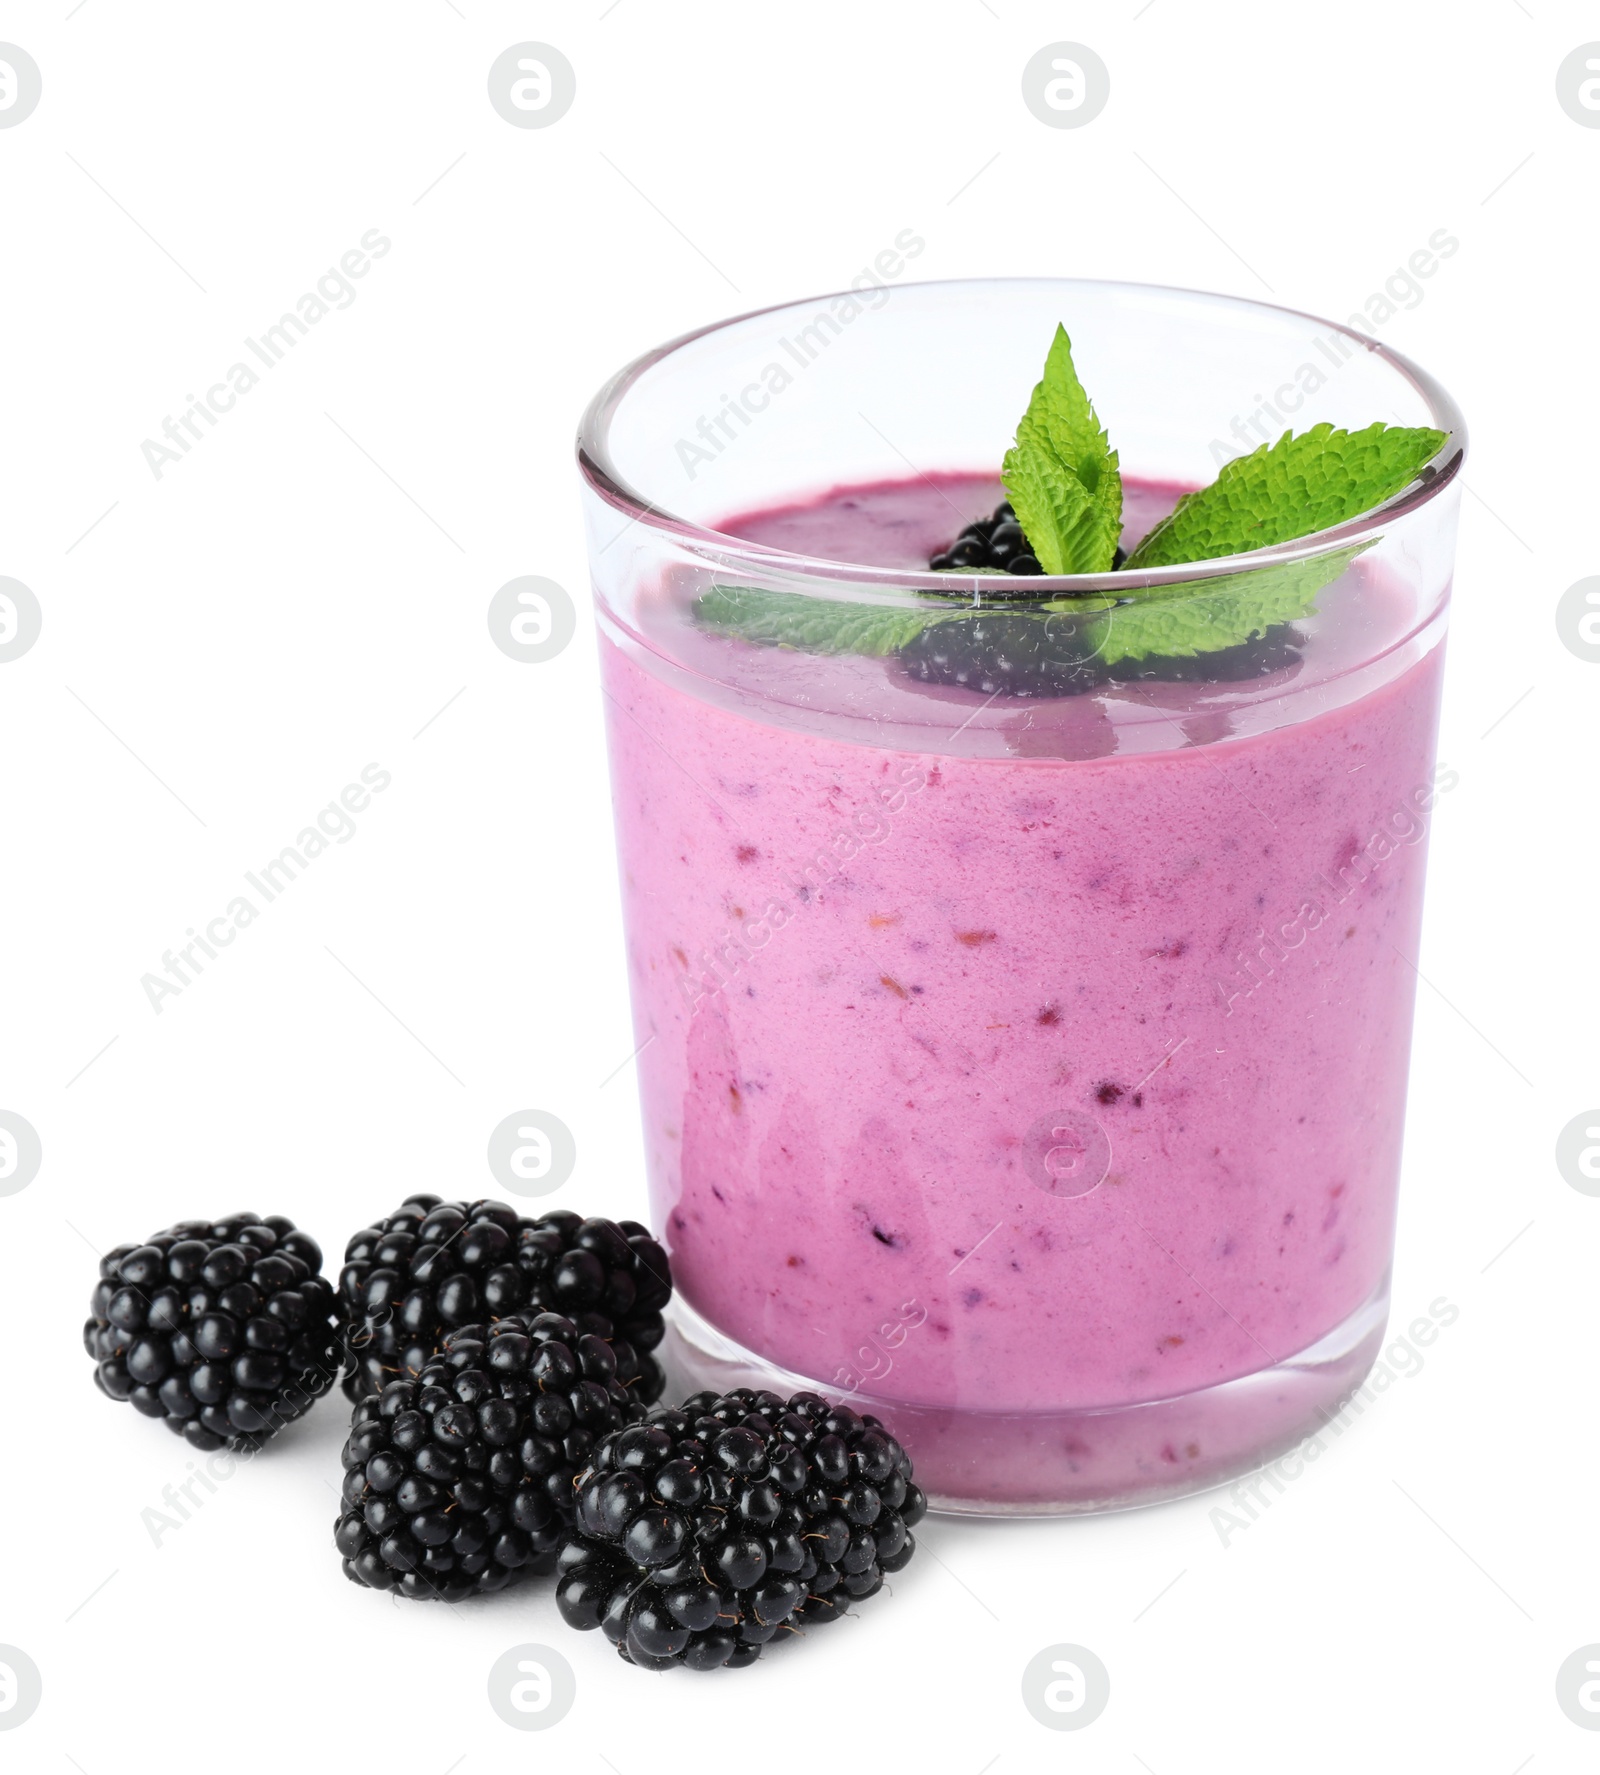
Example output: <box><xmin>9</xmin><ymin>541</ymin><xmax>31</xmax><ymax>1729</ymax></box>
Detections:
<box><xmin>1123</xmin><ymin>421</ymin><xmax>1446</xmax><ymax>570</ymax></box>
<box><xmin>690</xmin><ymin>328</ymin><xmax>1450</xmax><ymax>672</ymax></box>
<box><xmin>1000</xmin><ymin>325</ymin><xmax>1122</xmax><ymax>574</ymax></box>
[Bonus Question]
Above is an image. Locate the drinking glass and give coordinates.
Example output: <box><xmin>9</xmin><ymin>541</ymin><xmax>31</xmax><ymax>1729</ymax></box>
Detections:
<box><xmin>579</xmin><ymin>277</ymin><xmax>1464</xmax><ymax>1513</ymax></box>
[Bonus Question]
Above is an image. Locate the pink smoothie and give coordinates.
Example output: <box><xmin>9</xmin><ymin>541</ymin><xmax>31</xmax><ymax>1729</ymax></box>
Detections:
<box><xmin>600</xmin><ymin>475</ymin><xmax>1446</xmax><ymax>1505</ymax></box>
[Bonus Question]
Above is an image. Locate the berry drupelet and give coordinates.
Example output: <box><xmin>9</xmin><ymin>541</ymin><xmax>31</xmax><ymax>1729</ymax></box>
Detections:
<box><xmin>85</xmin><ymin>1214</ymin><xmax>341</xmax><ymax>1452</ymax></box>
<box><xmin>335</xmin><ymin>1312</ymin><xmax>640</xmax><ymax>1602</ymax></box>
<box><xmin>555</xmin><ymin>1388</ymin><xmax>926</xmax><ymax>1671</ymax></box>
<box><xmin>339</xmin><ymin>1196</ymin><xmax>671</xmax><ymax>1405</ymax></box>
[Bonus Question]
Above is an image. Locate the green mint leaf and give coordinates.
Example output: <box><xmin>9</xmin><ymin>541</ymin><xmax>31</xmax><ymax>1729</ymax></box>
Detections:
<box><xmin>693</xmin><ymin>583</ymin><xmax>957</xmax><ymax>656</ymax></box>
<box><xmin>1003</xmin><ymin>416</ymin><xmax>1098</xmax><ymax>571</ymax></box>
<box><xmin>1001</xmin><ymin>324</ymin><xmax>1122</xmax><ymax>574</ymax></box>
<box><xmin>1088</xmin><ymin>544</ymin><xmax>1369</xmax><ymax>664</ymax></box>
<box><xmin>1124</xmin><ymin>422</ymin><xmax>1446</xmax><ymax>570</ymax></box>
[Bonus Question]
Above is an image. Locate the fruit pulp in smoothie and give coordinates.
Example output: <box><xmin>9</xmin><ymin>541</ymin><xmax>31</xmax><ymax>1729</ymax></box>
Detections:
<box><xmin>599</xmin><ymin>474</ymin><xmax>1446</xmax><ymax>1508</ymax></box>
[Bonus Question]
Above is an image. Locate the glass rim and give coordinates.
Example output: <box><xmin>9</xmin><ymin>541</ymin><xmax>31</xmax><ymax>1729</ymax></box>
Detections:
<box><xmin>575</xmin><ymin>274</ymin><xmax>1468</xmax><ymax>598</ymax></box>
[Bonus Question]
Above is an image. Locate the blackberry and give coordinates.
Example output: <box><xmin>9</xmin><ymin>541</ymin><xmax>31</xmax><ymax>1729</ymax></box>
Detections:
<box><xmin>335</xmin><ymin>1312</ymin><xmax>639</xmax><ymax>1602</ymax></box>
<box><xmin>84</xmin><ymin>1214</ymin><xmax>340</xmax><ymax>1452</ymax></box>
<box><xmin>900</xmin><ymin>606</ymin><xmax>1305</xmax><ymax>699</ymax></box>
<box><xmin>555</xmin><ymin>1387</ymin><xmax>926</xmax><ymax>1671</ymax></box>
<box><xmin>339</xmin><ymin>1196</ymin><xmax>671</xmax><ymax>1405</ymax></box>
<box><xmin>898</xmin><ymin>610</ymin><xmax>1107</xmax><ymax>698</ymax></box>
<box><xmin>930</xmin><ymin>500</ymin><xmax>1127</xmax><ymax>583</ymax></box>
<box><xmin>1106</xmin><ymin>623</ymin><xmax>1306</xmax><ymax>683</ymax></box>
<box><xmin>921</xmin><ymin>503</ymin><xmax>1306</xmax><ymax>692</ymax></box>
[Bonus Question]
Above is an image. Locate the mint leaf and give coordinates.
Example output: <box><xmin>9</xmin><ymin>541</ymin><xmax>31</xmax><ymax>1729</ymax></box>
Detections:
<box><xmin>1003</xmin><ymin>417</ymin><xmax>1098</xmax><ymax>572</ymax></box>
<box><xmin>1087</xmin><ymin>544</ymin><xmax>1368</xmax><ymax>664</ymax></box>
<box><xmin>693</xmin><ymin>583</ymin><xmax>958</xmax><ymax>656</ymax></box>
<box><xmin>1001</xmin><ymin>325</ymin><xmax>1122</xmax><ymax>574</ymax></box>
<box><xmin>1124</xmin><ymin>422</ymin><xmax>1445</xmax><ymax>570</ymax></box>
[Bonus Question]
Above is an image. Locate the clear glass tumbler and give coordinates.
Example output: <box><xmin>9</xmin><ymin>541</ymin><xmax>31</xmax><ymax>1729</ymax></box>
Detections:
<box><xmin>578</xmin><ymin>277</ymin><xmax>1464</xmax><ymax>1514</ymax></box>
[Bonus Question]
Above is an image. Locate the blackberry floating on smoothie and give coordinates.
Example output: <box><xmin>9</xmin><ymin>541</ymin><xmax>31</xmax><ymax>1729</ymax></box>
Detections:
<box><xmin>578</xmin><ymin>279</ymin><xmax>1464</xmax><ymax>1513</ymax></box>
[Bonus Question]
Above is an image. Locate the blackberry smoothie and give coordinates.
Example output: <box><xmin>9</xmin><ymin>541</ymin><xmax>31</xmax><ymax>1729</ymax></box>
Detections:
<box><xmin>599</xmin><ymin>475</ymin><xmax>1447</xmax><ymax>1508</ymax></box>
<box><xmin>581</xmin><ymin>276</ymin><xmax>1462</xmax><ymax>1510</ymax></box>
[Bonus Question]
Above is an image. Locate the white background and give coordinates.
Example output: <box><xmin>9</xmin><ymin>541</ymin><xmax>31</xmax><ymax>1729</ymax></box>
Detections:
<box><xmin>1</xmin><ymin>3</ymin><xmax>1594</xmax><ymax>1769</ymax></box>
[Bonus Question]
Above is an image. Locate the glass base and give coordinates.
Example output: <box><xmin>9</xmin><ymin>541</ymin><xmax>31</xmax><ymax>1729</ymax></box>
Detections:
<box><xmin>658</xmin><ymin>1279</ymin><xmax>1391</xmax><ymax>1516</ymax></box>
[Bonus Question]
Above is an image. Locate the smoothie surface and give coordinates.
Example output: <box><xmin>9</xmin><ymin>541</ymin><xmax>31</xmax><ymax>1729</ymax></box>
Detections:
<box><xmin>717</xmin><ymin>472</ymin><xmax>1187</xmax><ymax>568</ymax></box>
